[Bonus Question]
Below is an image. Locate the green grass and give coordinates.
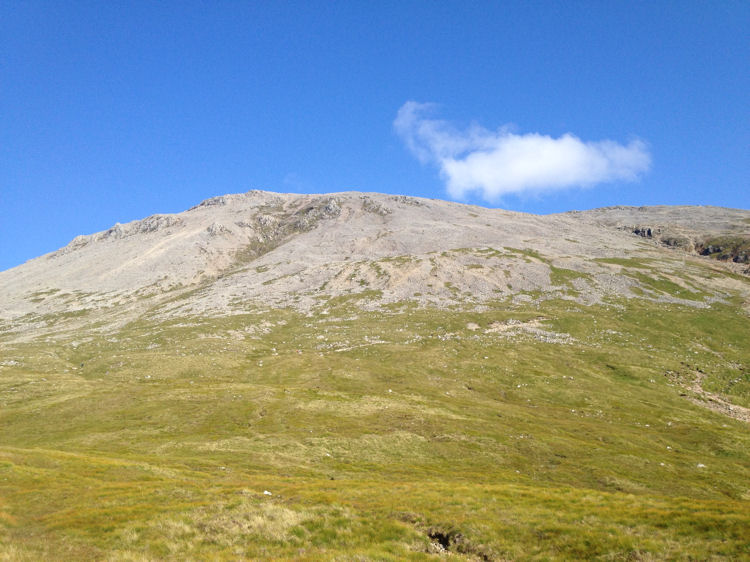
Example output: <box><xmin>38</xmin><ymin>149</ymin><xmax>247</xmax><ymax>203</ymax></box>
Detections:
<box><xmin>594</xmin><ymin>257</ymin><xmax>652</xmax><ymax>268</ymax></box>
<box><xmin>625</xmin><ymin>270</ymin><xmax>708</xmax><ymax>301</ymax></box>
<box><xmin>548</xmin><ymin>265</ymin><xmax>589</xmax><ymax>289</ymax></box>
<box><xmin>504</xmin><ymin>247</ymin><xmax>544</xmax><ymax>262</ymax></box>
<box><xmin>1</xmin><ymin>295</ymin><xmax>749</xmax><ymax>559</ymax></box>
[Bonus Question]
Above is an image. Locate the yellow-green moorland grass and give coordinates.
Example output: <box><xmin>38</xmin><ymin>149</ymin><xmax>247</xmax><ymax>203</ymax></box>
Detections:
<box><xmin>1</xmin><ymin>295</ymin><xmax>749</xmax><ymax>559</ymax></box>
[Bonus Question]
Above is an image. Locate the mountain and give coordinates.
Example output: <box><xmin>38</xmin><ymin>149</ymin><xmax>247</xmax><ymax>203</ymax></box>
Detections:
<box><xmin>2</xmin><ymin>191</ymin><xmax>748</xmax><ymax>340</ymax></box>
<box><xmin>1</xmin><ymin>192</ymin><xmax>749</xmax><ymax>560</ymax></box>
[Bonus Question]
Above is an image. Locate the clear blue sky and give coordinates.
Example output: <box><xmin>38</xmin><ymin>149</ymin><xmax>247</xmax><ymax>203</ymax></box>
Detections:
<box><xmin>2</xmin><ymin>1</ymin><xmax>748</xmax><ymax>271</ymax></box>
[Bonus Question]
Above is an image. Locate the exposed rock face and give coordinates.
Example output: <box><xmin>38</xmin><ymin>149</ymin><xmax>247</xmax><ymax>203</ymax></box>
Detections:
<box><xmin>206</xmin><ymin>222</ymin><xmax>232</xmax><ymax>237</ymax></box>
<box><xmin>575</xmin><ymin>206</ymin><xmax>749</xmax><ymax>262</ymax></box>
<box><xmin>0</xmin><ymin>192</ymin><xmax>748</xmax><ymax>341</ymax></box>
<box><xmin>57</xmin><ymin>215</ymin><xmax>184</xmax><ymax>254</ymax></box>
<box><xmin>361</xmin><ymin>195</ymin><xmax>393</xmax><ymax>216</ymax></box>
<box><xmin>632</xmin><ymin>226</ymin><xmax>658</xmax><ymax>238</ymax></box>
<box><xmin>291</xmin><ymin>197</ymin><xmax>342</xmax><ymax>231</ymax></box>
<box><xmin>696</xmin><ymin>237</ymin><xmax>750</xmax><ymax>263</ymax></box>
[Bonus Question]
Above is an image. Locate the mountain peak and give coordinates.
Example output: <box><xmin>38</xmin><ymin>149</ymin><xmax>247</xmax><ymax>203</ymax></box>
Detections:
<box><xmin>1</xmin><ymin>191</ymin><xmax>748</xmax><ymax>342</ymax></box>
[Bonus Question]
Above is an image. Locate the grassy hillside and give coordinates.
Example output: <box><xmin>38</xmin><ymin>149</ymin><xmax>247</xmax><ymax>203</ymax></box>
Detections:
<box><xmin>1</xmin><ymin>286</ymin><xmax>749</xmax><ymax>560</ymax></box>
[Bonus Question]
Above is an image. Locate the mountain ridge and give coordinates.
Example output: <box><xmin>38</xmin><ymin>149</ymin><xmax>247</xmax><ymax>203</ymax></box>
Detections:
<box><xmin>1</xmin><ymin>191</ymin><xmax>749</xmax><ymax>343</ymax></box>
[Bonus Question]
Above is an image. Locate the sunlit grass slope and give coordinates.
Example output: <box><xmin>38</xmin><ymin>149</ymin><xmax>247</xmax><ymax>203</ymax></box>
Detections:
<box><xmin>1</xmin><ymin>296</ymin><xmax>749</xmax><ymax>559</ymax></box>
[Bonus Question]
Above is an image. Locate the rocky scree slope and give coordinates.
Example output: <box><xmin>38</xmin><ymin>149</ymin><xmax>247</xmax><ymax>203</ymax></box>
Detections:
<box><xmin>0</xmin><ymin>191</ymin><xmax>748</xmax><ymax>341</ymax></box>
<box><xmin>568</xmin><ymin>205</ymin><xmax>750</xmax><ymax>264</ymax></box>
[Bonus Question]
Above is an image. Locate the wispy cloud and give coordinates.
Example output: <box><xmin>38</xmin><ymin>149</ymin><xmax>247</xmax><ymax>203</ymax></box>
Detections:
<box><xmin>394</xmin><ymin>101</ymin><xmax>651</xmax><ymax>200</ymax></box>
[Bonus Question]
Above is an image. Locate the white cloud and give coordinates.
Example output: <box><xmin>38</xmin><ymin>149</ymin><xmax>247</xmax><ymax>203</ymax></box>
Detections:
<box><xmin>394</xmin><ymin>101</ymin><xmax>651</xmax><ymax>200</ymax></box>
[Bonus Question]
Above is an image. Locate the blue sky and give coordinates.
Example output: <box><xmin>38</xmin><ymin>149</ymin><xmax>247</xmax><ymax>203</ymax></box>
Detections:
<box><xmin>1</xmin><ymin>1</ymin><xmax>748</xmax><ymax>271</ymax></box>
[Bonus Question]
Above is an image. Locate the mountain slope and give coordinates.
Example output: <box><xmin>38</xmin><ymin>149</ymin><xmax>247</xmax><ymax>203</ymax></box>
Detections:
<box><xmin>2</xmin><ymin>191</ymin><xmax>748</xmax><ymax>340</ymax></box>
<box><xmin>1</xmin><ymin>192</ymin><xmax>749</xmax><ymax>560</ymax></box>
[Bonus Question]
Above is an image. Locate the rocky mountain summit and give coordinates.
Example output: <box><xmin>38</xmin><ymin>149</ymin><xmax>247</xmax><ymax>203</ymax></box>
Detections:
<box><xmin>1</xmin><ymin>191</ymin><xmax>748</xmax><ymax>341</ymax></box>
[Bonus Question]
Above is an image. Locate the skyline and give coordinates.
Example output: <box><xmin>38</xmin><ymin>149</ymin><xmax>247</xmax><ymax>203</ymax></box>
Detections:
<box><xmin>2</xmin><ymin>2</ymin><xmax>748</xmax><ymax>271</ymax></box>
